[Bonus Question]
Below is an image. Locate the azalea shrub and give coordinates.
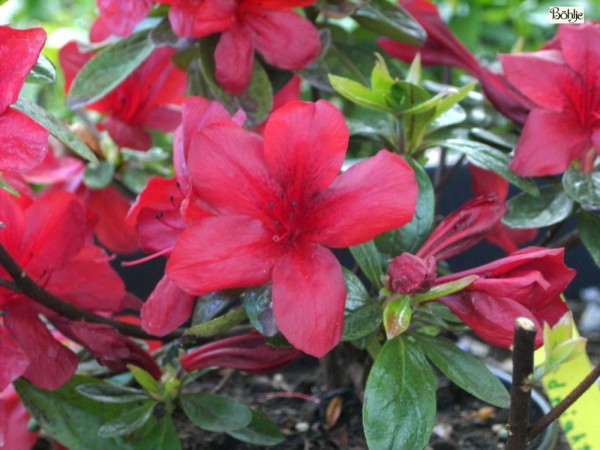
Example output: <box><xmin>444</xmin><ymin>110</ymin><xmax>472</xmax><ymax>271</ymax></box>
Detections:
<box><xmin>0</xmin><ymin>0</ymin><xmax>598</xmax><ymax>449</ymax></box>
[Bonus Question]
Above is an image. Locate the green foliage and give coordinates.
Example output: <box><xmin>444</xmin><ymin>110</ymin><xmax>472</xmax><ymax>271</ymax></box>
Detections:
<box><xmin>577</xmin><ymin>210</ymin><xmax>600</xmax><ymax>269</ymax></box>
<box><xmin>352</xmin><ymin>0</ymin><xmax>426</xmax><ymax>44</ymax></box>
<box><xmin>350</xmin><ymin>240</ymin><xmax>384</xmax><ymax>289</ymax></box>
<box><xmin>180</xmin><ymin>393</ymin><xmax>252</xmax><ymax>432</ymax></box>
<box><xmin>563</xmin><ymin>166</ymin><xmax>600</xmax><ymax>210</ymax></box>
<box><xmin>134</xmin><ymin>416</ymin><xmax>182</xmax><ymax>450</ymax></box>
<box><xmin>26</xmin><ymin>53</ymin><xmax>56</xmax><ymax>84</ymax></box>
<box><xmin>504</xmin><ymin>184</ymin><xmax>573</xmax><ymax>229</ymax></box>
<box><xmin>226</xmin><ymin>410</ymin><xmax>285</xmax><ymax>446</ymax></box>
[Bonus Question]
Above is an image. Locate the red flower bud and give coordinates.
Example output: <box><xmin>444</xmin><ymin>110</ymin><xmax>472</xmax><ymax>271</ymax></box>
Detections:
<box><xmin>388</xmin><ymin>253</ymin><xmax>436</xmax><ymax>294</ymax></box>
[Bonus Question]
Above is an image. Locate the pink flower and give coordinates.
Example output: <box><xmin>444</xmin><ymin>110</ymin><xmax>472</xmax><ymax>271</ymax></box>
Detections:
<box><xmin>157</xmin><ymin>0</ymin><xmax>320</xmax><ymax>93</ymax></box>
<box><xmin>91</xmin><ymin>0</ymin><xmax>153</xmax><ymax>42</ymax></box>
<box><xmin>0</xmin><ymin>385</ymin><xmax>38</xmax><ymax>450</ymax></box>
<box><xmin>60</xmin><ymin>43</ymin><xmax>187</xmax><ymax>150</ymax></box>
<box><xmin>500</xmin><ymin>24</ymin><xmax>600</xmax><ymax>176</ymax></box>
<box><xmin>167</xmin><ymin>100</ymin><xmax>417</xmax><ymax>357</ymax></box>
<box><xmin>0</xmin><ymin>26</ymin><xmax>49</xmax><ymax>171</ymax></box>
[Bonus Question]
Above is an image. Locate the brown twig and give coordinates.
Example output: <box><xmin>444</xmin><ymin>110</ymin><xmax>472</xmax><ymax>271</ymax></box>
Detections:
<box><xmin>528</xmin><ymin>359</ymin><xmax>600</xmax><ymax>439</ymax></box>
<box><xmin>548</xmin><ymin>229</ymin><xmax>580</xmax><ymax>251</ymax></box>
<box><xmin>0</xmin><ymin>242</ymin><xmax>182</xmax><ymax>341</ymax></box>
<box><xmin>505</xmin><ymin>317</ymin><xmax>537</xmax><ymax>450</ymax></box>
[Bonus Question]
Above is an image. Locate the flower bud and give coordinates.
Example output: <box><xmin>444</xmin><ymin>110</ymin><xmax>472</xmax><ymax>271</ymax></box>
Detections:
<box><xmin>388</xmin><ymin>253</ymin><xmax>437</xmax><ymax>294</ymax></box>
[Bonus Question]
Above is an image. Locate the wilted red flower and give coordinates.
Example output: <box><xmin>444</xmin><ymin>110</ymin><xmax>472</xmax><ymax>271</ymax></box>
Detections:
<box><xmin>436</xmin><ymin>247</ymin><xmax>575</xmax><ymax>348</ymax></box>
<box><xmin>167</xmin><ymin>100</ymin><xmax>417</xmax><ymax>357</ymax></box>
<box><xmin>60</xmin><ymin>43</ymin><xmax>187</xmax><ymax>150</ymax></box>
<box><xmin>0</xmin><ymin>26</ymin><xmax>49</xmax><ymax>171</ymax></box>
<box><xmin>500</xmin><ymin>24</ymin><xmax>600</xmax><ymax>176</ymax></box>
<box><xmin>181</xmin><ymin>331</ymin><xmax>302</xmax><ymax>373</ymax></box>
<box><xmin>378</xmin><ymin>0</ymin><xmax>534</xmax><ymax>124</ymax></box>
<box><xmin>156</xmin><ymin>0</ymin><xmax>320</xmax><ymax>94</ymax></box>
<box><xmin>91</xmin><ymin>0</ymin><xmax>153</xmax><ymax>42</ymax></box>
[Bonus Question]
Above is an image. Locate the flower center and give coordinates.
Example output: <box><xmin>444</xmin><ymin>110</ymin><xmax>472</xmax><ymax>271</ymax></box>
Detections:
<box><xmin>267</xmin><ymin>191</ymin><xmax>303</xmax><ymax>246</ymax></box>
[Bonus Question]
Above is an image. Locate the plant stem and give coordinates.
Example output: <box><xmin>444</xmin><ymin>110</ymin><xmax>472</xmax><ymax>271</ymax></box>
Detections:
<box><xmin>0</xmin><ymin>241</ymin><xmax>181</xmax><ymax>340</ymax></box>
<box><xmin>505</xmin><ymin>317</ymin><xmax>537</xmax><ymax>450</ymax></box>
<box><xmin>548</xmin><ymin>229</ymin><xmax>580</xmax><ymax>251</ymax></box>
<box><xmin>528</xmin><ymin>358</ymin><xmax>600</xmax><ymax>439</ymax></box>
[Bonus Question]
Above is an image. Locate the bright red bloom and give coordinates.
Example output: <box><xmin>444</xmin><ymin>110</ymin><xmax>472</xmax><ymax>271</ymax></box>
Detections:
<box><xmin>500</xmin><ymin>24</ymin><xmax>600</xmax><ymax>176</ymax></box>
<box><xmin>0</xmin><ymin>190</ymin><xmax>131</xmax><ymax>389</ymax></box>
<box><xmin>180</xmin><ymin>331</ymin><xmax>302</xmax><ymax>373</ymax></box>
<box><xmin>0</xmin><ymin>26</ymin><xmax>49</xmax><ymax>171</ymax></box>
<box><xmin>436</xmin><ymin>247</ymin><xmax>575</xmax><ymax>348</ymax></box>
<box><xmin>378</xmin><ymin>0</ymin><xmax>534</xmax><ymax>124</ymax></box>
<box><xmin>60</xmin><ymin>43</ymin><xmax>187</xmax><ymax>150</ymax></box>
<box><xmin>156</xmin><ymin>0</ymin><xmax>320</xmax><ymax>94</ymax></box>
<box><xmin>91</xmin><ymin>0</ymin><xmax>153</xmax><ymax>42</ymax></box>
<box><xmin>167</xmin><ymin>100</ymin><xmax>417</xmax><ymax>357</ymax></box>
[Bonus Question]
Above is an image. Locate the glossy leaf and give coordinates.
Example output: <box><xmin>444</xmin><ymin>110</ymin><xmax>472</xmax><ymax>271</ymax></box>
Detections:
<box><xmin>84</xmin><ymin>161</ymin><xmax>115</xmax><ymax>190</ymax></box>
<box><xmin>76</xmin><ymin>383</ymin><xmax>149</xmax><ymax>404</ymax></box>
<box><xmin>26</xmin><ymin>53</ymin><xmax>56</xmax><ymax>84</ymax></box>
<box><xmin>383</xmin><ymin>296</ymin><xmax>412</xmax><ymax>339</ymax></box>
<box><xmin>343</xmin><ymin>268</ymin><xmax>371</xmax><ymax>311</ymax></box>
<box><xmin>350</xmin><ymin>240</ymin><xmax>383</xmax><ymax>289</ymax></box>
<box><xmin>412</xmin><ymin>275</ymin><xmax>478</xmax><ymax>304</ymax></box>
<box><xmin>68</xmin><ymin>31</ymin><xmax>155</xmax><ymax>109</ymax></box>
<box><xmin>243</xmin><ymin>285</ymin><xmax>277</xmax><ymax>337</ymax></box>
<box><xmin>98</xmin><ymin>401</ymin><xmax>156</xmax><ymax>438</ymax></box>
<box><xmin>180</xmin><ymin>393</ymin><xmax>252</xmax><ymax>432</ymax></box>
<box><xmin>577</xmin><ymin>210</ymin><xmax>600</xmax><ymax>268</ymax></box>
<box><xmin>433</xmin><ymin>82</ymin><xmax>476</xmax><ymax>119</ymax></box>
<box><xmin>134</xmin><ymin>415</ymin><xmax>181</xmax><ymax>450</ymax></box>
<box><xmin>226</xmin><ymin>410</ymin><xmax>285</xmax><ymax>446</ymax></box>
<box><xmin>343</xmin><ymin>304</ymin><xmax>382</xmax><ymax>341</ymax></box>
<box><xmin>503</xmin><ymin>184</ymin><xmax>573</xmax><ymax>229</ymax></box>
<box><xmin>194</xmin><ymin>290</ymin><xmax>238</xmax><ymax>324</ymax></box>
<box><xmin>12</xmin><ymin>98</ymin><xmax>98</xmax><ymax>163</ymax></box>
<box><xmin>363</xmin><ymin>337</ymin><xmax>436</xmax><ymax>450</ymax></box>
<box><xmin>563</xmin><ymin>166</ymin><xmax>600</xmax><ymax>210</ymax></box>
<box><xmin>416</xmin><ymin>334</ymin><xmax>510</xmax><ymax>408</ymax></box>
<box><xmin>184</xmin><ymin>307</ymin><xmax>248</xmax><ymax>338</ymax></box>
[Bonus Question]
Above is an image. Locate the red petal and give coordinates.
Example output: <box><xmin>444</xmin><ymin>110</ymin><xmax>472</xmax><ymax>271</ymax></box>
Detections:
<box><xmin>0</xmin><ymin>108</ymin><xmax>48</xmax><ymax>172</ymax></box>
<box><xmin>167</xmin><ymin>216</ymin><xmax>278</xmax><ymax>295</ymax></box>
<box><xmin>263</xmin><ymin>100</ymin><xmax>348</xmax><ymax>198</ymax></box>
<box><xmin>0</xmin><ymin>26</ymin><xmax>46</xmax><ymax>113</ymax></box>
<box><xmin>241</xmin><ymin>0</ymin><xmax>316</xmax><ymax>10</ymax></box>
<box><xmin>558</xmin><ymin>23</ymin><xmax>600</xmax><ymax>76</ymax></box>
<box><xmin>509</xmin><ymin>108</ymin><xmax>591</xmax><ymax>176</ymax></box>
<box><xmin>141</xmin><ymin>275</ymin><xmax>195</xmax><ymax>336</ymax></box>
<box><xmin>214</xmin><ymin>26</ymin><xmax>255</xmax><ymax>94</ymax></box>
<box><xmin>245</xmin><ymin>10</ymin><xmax>320</xmax><ymax>71</ymax></box>
<box><xmin>272</xmin><ymin>244</ymin><xmax>345</xmax><ymax>357</ymax></box>
<box><xmin>0</xmin><ymin>327</ymin><xmax>29</xmax><ymax>392</ymax></box>
<box><xmin>0</xmin><ymin>190</ymin><xmax>27</xmax><ymax>260</ymax></box>
<box><xmin>4</xmin><ymin>304</ymin><xmax>78</xmax><ymax>390</ymax></box>
<box><xmin>58</xmin><ymin>41</ymin><xmax>94</xmax><ymax>93</ymax></box>
<box><xmin>90</xmin><ymin>0</ymin><xmax>152</xmax><ymax>42</ymax></box>
<box><xmin>0</xmin><ymin>385</ymin><xmax>39</xmax><ymax>450</ymax></box>
<box><xmin>166</xmin><ymin>0</ymin><xmax>236</xmax><ymax>38</ymax></box>
<box><xmin>100</xmin><ymin>115</ymin><xmax>152</xmax><ymax>150</ymax></box>
<box><xmin>308</xmin><ymin>150</ymin><xmax>417</xmax><ymax>248</ymax></box>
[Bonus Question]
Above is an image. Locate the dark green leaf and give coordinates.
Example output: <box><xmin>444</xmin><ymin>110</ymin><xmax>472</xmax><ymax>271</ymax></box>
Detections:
<box><xmin>343</xmin><ymin>268</ymin><xmax>371</xmax><ymax>311</ymax></box>
<box><xmin>99</xmin><ymin>401</ymin><xmax>156</xmax><ymax>437</ymax></box>
<box><xmin>134</xmin><ymin>415</ymin><xmax>181</xmax><ymax>450</ymax></box>
<box><xmin>416</xmin><ymin>334</ymin><xmax>510</xmax><ymax>408</ymax></box>
<box><xmin>363</xmin><ymin>337</ymin><xmax>436</xmax><ymax>450</ymax></box>
<box><xmin>376</xmin><ymin>157</ymin><xmax>434</xmax><ymax>255</ymax></box>
<box><xmin>442</xmin><ymin>139</ymin><xmax>539</xmax><ymax>197</ymax></box>
<box><xmin>353</xmin><ymin>0</ymin><xmax>426</xmax><ymax>45</ymax></box>
<box><xmin>226</xmin><ymin>410</ymin><xmax>285</xmax><ymax>446</ymax></box>
<box><xmin>68</xmin><ymin>31</ymin><xmax>155</xmax><ymax>109</ymax></box>
<box><xmin>577</xmin><ymin>210</ymin><xmax>600</xmax><ymax>268</ymax></box>
<box><xmin>503</xmin><ymin>184</ymin><xmax>573</xmax><ymax>229</ymax></box>
<box><xmin>84</xmin><ymin>161</ymin><xmax>115</xmax><ymax>190</ymax></box>
<box><xmin>26</xmin><ymin>53</ymin><xmax>56</xmax><ymax>84</ymax></box>
<box><xmin>563</xmin><ymin>166</ymin><xmax>600</xmax><ymax>209</ymax></box>
<box><xmin>343</xmin><ymin>304</ymin><xmax>382</xmax><ymax>341</ymax></box>
<box><xmin>180</xmin><ymin>393</ymin><xmax>252</xmax><ymax>432</ymax></box>
<box><xmin>14</xmin><ymin>376</ymin><xmax>135</xmax><ymax>450</ymax></box>
<box><xmin>76</xmin><ymin>384</ymin><xmax>149</xmax><ymax>403</ymax></box>
<box><xmin>193</xmin><ymin>290</ymin><xmax>238</xmax><ymax>324</ymax></box>
<box><xmin>12</xmin><ymin>98</ymin><xmax>98</xmax><ymax>163</ymax></box>
<box><xmin>244</xmin><ymin>285</ymin><xmax>277</xmax><ymax>337</ymax></box>
<box><xmin>469</xmin><ymin>127</ymin><xmax>516</xmax><ymax>150</ymax></box>
<box><xmin>350</xmin><ymin>240</ymin><xmax>383</xmax><ymax>289</ymax></box>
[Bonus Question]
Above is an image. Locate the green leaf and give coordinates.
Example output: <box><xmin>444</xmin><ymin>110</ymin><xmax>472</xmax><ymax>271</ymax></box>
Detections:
<box><xmin>68</xmin><ymin>31</ymin><xmax>155</xmax><ymax>109</ymax></box>
<box><xmin>226</xmin><ymin>410</ymin><xmax>285</xmax><ymax>446</ymax></box>
<box><xmin>434</xmin><ymin>82</ymin><xmax>476</xmax><ymax>119</ymax></box>
<box><xmin>343</xmin><ymin>304</ymin><xmax>382</xmax><ymax>341</ymax></box>
<box><xmin>180</xmin><ymin>393</ymin><xmax>252</xmax><ymax>432</ymax></box>
<box><xmin>412</xmin><ymin>275</ymin><xmax>478</xmax><ymax>304</ymax></box>
<box><xmin>26</xmin><ymin>53</ymin><xmax>56</xmax><ymax>84</ymax></box>
<box><xmin>376</xmin><ymin>157</ymin><xmax>434</xmax><ymax>255</ymax></box>
<box><xmin>84</xmin><ymin>161</ymin><xmax>115</xmax><ymax>190</ymax></box>
<box><xmin>370</xmin><ymin>54</ymin><xmax>396</xmax><ymax>95</ymax></box>
<box><xmin>12</xmin><ymin>98</ymin><xmax>98</xmax><ymax>163</ymax></box>
<box><xmin>383</xmin><ymin>296</ymin><xmax>412</xmax><ymax>339</ymax></box>
<box><xmin>441</xmin><ymin>139</ymin><xmax>539</xmax><ymax>197</ymax></box>
<box><xmin>128</xmin><ymin>365</ymin><xmax>161</xmax><ymax>396</ymax></box>
<box><xmin>352</xmin><ymin>0</ymin><xmax>426</xmax><ymax>45</ymax></box>
<box><xmin>76</xmin><ymin>384</ymin><xmax>149</xmax><ymax>403</ymax></box>
<box><xmin>14</xmin><ymin>376</ymin><xmax>135</xmax><ymax>450</ymax></box>
<box><xmin>363</xmin><ymin>337</ymin><xmax>436</xmax><ymax>450</ymax></box>
<box><xmin>99</xmin><ymin>401</ymin><xmax>156</xmax><ymax>438</ymax></box>
<box><xmin>350</xmin><ymin>240</ymin><xmax>383</xmax><ymax>289</ymax></box>
<box><xmin>329</xmin><ymin>74</ymin><xmax>392</xmax><ymax>113</ymax></box>
<box><xmin>577</xmin><ymin>210</ymin><xmax>600</xmax><ymax>268</ymax></box>
<box><xmin>343</xmin><ymin>268</ymin><xmax>371</xmax><ymax>311</ymax></box>
<box><xmin>243</xmin><ymin>285</ymin><xmax>277</xmax><ymax>336</ymax></box>
<box><xmin>416</xmin><ymin>334</ymin><xmax>510</xmax><ymax>408</ymax></box>
<box><xmin>563</xmin><ymin>166</ymin><xmax>600</xmax><ymax>209</ymax></box>
<box><xmin>503</xmin><ymin>184</ymin><xmax>573</xmax><ymax>229</ymax></box>
<box><xmin>184</xmin><ymin>307</ymin><xmax>248</xmax><ymax>338</ymax></box>
<box><xmin>134</xmin><ymin>415</ymin><xmax>181</xmax><ymax>450</ymax></box>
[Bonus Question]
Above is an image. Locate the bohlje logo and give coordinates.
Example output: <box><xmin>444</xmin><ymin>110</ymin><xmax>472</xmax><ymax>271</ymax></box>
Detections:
<box><xmin>549</xmin><ymin>6</ymin><xmax>585</xmax><ymax>23</ymax></box>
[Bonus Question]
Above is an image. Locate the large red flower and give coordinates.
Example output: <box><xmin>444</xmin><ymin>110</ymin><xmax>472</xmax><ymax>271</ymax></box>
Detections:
<box><xmin>157</xmin><ymin>0</ymin><xmax>320</xmax><ymax>94</ymax></box>
<box><xmin>167</xmin><ymin>100</ymin><xmax>417</xmax><ymax>357</ymax></box>
<box><xmin>500</xmin><ymin>24</ymin><xmax>600</xmax><ymax>176</ymax></box>
<box><xmin>0</xmin><ymin>26</ymin><xmax>49</xmax><ymax>171</ymax></box>
<box><xmin>60</xmin><ymin>43</ymin><xmax>187</xmax><ymax>150</ymax></box>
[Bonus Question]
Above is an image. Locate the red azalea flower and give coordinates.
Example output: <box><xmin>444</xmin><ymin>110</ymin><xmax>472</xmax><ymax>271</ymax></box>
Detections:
<box><xmin>500</xmin><ymin>24</ymin><xmax>600</xmax><ymax>176</ymax></box>
<box><xmin>0</xmin><ymin>190</ymin><xmax>130</xmax><ymax>389</ymax></box>
<box><xmin>60</xmin><ymin>43</ymin><xmax>187</xmax><ymax>150</ymax></box>
<box><xmin>0</xmin><ymin>26</ymin><xmax>49</xmax><ymax>171</ymax></box>
<box><xmin>157</xmin><ymin>0</ymin><xmax>320</xmax><ymax>94</ymax></box>
<box><xmin>378</xmin><ymin>0</ymin><xmax>534</xmax><ymax>124</ymax></box>
<box><xmin>436</xmin><ymin>247</ymin><xmax>575</xmax><ymax>348</ymax></box>
<box><xmin>469</xmin><ymin>164</ymin><xmax>536</xmax><ymax>253</ymax></box>
<box><xmin>181</xmin><ymin>331</ymin><xmax>302</xmax><ymax>373</ymax></box>
<box><xmin>90</xmin><ymin>0</ymin><xmax>153</xmax><ymax>42</ymax></box>
<box><xmin>167</xmin><ymin>100</ymin><xmax>417</xmax><ymax>357</ymax></box>
<box><xmin>0</xmin><ymin>385</ymin><xmax>38</xmax><ymax>450</ymax></box>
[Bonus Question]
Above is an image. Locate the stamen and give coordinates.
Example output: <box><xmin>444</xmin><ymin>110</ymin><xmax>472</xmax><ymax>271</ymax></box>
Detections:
<box><xmin>121</xmin><ymin>247</ymin><xmax>174</xmax><ymax>267</ymax></box>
